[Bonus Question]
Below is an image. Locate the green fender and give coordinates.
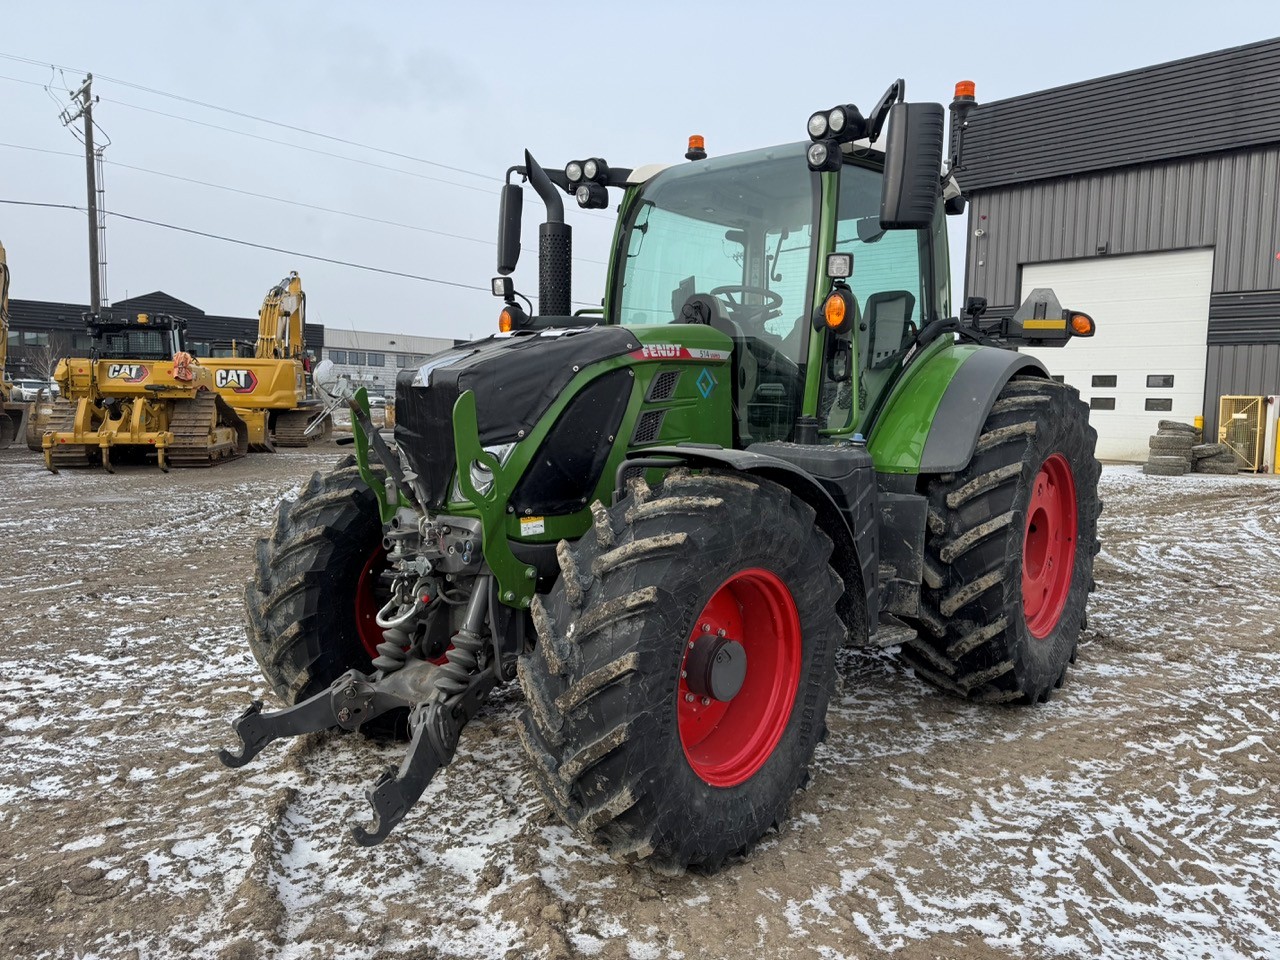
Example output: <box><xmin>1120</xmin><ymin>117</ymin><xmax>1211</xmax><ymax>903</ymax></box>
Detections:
<box><xmin>868</xmin><ymin>340</ymin><xmax>1049</xmax><ymax>476</ymax></box>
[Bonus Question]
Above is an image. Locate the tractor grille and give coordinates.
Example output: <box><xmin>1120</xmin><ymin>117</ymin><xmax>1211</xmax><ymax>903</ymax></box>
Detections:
<box><xmin>646</xmin><ymin>369</ymin><xmax>681</xmax><ymax>402</ymax></box>
<box><xmin>631</xmin><ymin>409</ymin><xmax>666</xmax><ymax>445</ymax></box>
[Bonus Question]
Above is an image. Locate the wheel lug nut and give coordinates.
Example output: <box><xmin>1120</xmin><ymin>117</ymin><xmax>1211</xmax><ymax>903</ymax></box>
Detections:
<box><xmin>701</xmin><ymin>697</ymin><xmax>710</xmax><ymax>706</ymax></box>
<box><xmin>680</xmin><ymin>670</ymin><xmax>687</xmax><ymax>678</ymax></box>
<box><xmin>716</xmin><ymin>628</ymin><xmax>726</xmax><ymax>637</ymax></box>
<box><xmin>702</xmin><ymin>623</ymin><xmax>711</xmax><ymax>632</ymax></box>
<box><xmin>684</xmin><ymin>693</ymin><xmax>695</xmax><ymax>703</ymax></box>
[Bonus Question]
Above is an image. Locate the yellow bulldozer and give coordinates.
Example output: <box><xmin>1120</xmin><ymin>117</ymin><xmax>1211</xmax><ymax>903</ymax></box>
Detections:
<box><xmin>202</xmin><ymin>271</ymin><xmax>331</xmax><ymax>450</ymax></box>
<box><xmin>43</xmin><ymin>312</ymin><xmax>248</xmax><ymax>472</ymax></box>
<box><xmin>0</xmin><ymin>240</ymin><xmax>32</xmax><ymax>449</ymax></box>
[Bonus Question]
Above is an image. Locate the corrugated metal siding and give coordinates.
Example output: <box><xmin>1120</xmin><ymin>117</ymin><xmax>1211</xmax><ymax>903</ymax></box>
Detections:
<box><xmin>1204</xmin><ymin>344</ymin><xmax>1280</xmax><ymax>439</ymax></box>
<box><xmin>961</xmin><ymin>38</ymin><xmax>1280</xmax><ymax>191</ymax></box>
<box><xmin>965</xmin><ymin>144</ymin><xmax>1280</xmax><ymax>306</ymax></box>
<box><xmin>1208</xmin><ymin>291</ymin><xmax>1280</xmax><ymax>345</ymax></box>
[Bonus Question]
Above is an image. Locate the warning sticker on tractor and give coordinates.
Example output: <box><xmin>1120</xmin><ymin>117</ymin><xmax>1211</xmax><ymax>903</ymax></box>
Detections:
<box><xmin>520</xmin><ymin>516</ymin><xmax>546</xmax><ymax>535</ymax></box>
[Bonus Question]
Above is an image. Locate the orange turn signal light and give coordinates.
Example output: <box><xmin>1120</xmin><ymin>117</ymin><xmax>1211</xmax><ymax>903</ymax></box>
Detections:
<box><xmin>1070</xmin><ymin>312</ymin><xmax>1095</xmax><ymax>337</ymax></box>
<box><xmin>813</xmin><ymin>287</ymin><xmax>856</xmax><ymax>334</ymax></box>
<box><xmin>954</xmin><ymin>80</ymin><xmax>976</xmax><ymax>100</ymax></box>
<box><xmin>498</xmin><ymin>308</ymin><xmax>516</xmax><ymax>333</ymax></box>
<box><xmin>824</xmin><ymin>293</ymin><xmax>846</xmax><ymax>330</ymax></box>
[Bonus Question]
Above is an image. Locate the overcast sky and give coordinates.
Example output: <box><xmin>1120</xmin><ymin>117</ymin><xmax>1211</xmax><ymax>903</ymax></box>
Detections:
<box><xmin>2</xmin><ymin>3</ymin><xmax>1277</xmax><ymax>339</ymax></box>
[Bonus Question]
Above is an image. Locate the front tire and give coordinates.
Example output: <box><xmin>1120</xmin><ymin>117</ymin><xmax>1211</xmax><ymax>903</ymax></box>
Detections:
<box><xmin>244</xmin><ymin>455</ymin><xmax>389</xmax><ymax>704</ymax></box>
<box><xmin>518</xmin><ymin>469</ymin><xmax>844</xmax><ymax>872</ymax></box>
<box><xmin>902</xmin><ymin>378</ymin><xmax>1101</xmax><ymax>703</ymax></box>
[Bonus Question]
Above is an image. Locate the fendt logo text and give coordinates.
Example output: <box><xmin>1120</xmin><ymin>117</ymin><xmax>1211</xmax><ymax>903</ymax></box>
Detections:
<box><xmin>215</xmin><ymin>369</ymin><xmax>259</xmax><ymax>393</ymax></box>
<box><xmin>106</xmin><ymin>364</ymin><xmax>148</xmax><ymax>382</ymax></box>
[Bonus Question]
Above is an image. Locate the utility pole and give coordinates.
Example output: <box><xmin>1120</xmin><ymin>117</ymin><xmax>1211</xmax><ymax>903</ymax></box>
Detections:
<box><xmin>60</xmin><ymin>74</ymin><xmax>103</xmax><ymax>313</ymax></box>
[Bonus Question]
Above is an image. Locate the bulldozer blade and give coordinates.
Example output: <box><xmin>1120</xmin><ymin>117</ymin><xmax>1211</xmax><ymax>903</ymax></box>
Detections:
<box><xmin>100</xmin><ymin>447</ymin><xmax>114</xmax><ymax>473</ymax></box>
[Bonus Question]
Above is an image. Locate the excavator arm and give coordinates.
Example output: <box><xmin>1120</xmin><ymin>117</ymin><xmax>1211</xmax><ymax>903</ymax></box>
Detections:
<box><xmin>255</xmin><ymin>271</ymin><xmax>306</xmax><ymax>360</ymax></box>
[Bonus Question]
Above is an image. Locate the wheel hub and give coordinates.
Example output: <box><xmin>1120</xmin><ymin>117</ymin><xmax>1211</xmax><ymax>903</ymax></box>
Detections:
<box><xmin>684</xmin><ymin>635</ymin><xmax>748</xmax><ymax>702</ymax></box>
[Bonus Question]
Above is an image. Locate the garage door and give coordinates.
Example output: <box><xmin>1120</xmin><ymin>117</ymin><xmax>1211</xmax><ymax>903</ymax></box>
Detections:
<box><xmin>1020</xmin><ymin>249</ymin><xmax>1213</xmax><ymax>462</ymax></box>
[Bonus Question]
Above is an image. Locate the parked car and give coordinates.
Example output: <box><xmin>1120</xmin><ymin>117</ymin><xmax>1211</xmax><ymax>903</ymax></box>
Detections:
<box><xmin>9</xmin><ymin>379</ymin><xmax>59</xmax><ymax>401</ymax></box>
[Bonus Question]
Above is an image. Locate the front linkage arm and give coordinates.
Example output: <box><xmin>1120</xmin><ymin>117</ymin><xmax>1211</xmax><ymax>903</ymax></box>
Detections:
<box><xmin>219</xmin><ymin>577</ymin><xmax>496</xmax><ymax>845</ymax></box>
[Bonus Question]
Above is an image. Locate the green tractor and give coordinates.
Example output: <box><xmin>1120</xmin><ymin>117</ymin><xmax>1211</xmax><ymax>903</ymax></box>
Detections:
<box><xmin>220</xmin><ymin>80</ymin><xmax>1100</xmax><ymax>871</ymax></box>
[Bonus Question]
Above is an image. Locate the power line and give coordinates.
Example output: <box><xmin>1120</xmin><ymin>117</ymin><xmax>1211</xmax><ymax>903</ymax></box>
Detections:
<box><xmin>0</xmin><ymin>198</ymin><xmax>489</xmax><ymax>290</ymax></box>
<box><xmin>0</xmin><ymin>198</ymin><xmax>599</xmax><ymax>306</ymax></box>
<box><xmin>0</xmin><ymin>70</ymin><xmax>618</xmax><ymax>224</ymax></box>
<box><xmin>107</xmin><ymin>96</ymin><xmax>495</xmax><ymax>195</ymax></box>
<box><xmin>0</xmin><ymin>141</ymin><xmax>607</xmax><ymax>263</ymax></box>
<box><xmin>0</xmin><ymin>50</ymin><xmax>492</xmax><ymax>181</ymax></box>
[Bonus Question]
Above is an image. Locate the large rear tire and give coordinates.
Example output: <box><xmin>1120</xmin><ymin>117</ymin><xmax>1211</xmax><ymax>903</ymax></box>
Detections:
<box><xmin>902</xmin><ymin>378</ymin><xmax>1101</xmax><ymax>703</ymax></box>
<box><xmin>244</xmin><ymin>454</ymin><xmax>389</xmax><ymax>704</ymax></box>
<box><xmin>518</xmin><ymin>469</ymin><xmax>844</xmax><ymax>872</ymax></box>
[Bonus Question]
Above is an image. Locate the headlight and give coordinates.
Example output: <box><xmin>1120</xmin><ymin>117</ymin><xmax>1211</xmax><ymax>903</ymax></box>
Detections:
<box><xmin>565</xmin><ymin>161</ymin><xmax>583</xmax><ymax>182</ymax></box>
<box><xmin>807</xmin><ymin>139</ymin><xmax>841</xmax><ymax>172</ymax></box>
<box><xmin>828</xmin><ymin>106</ymin><xmax>846</xmax><ymax>134</ymax></box>
<box><xmin>583</xmin><ymin>158</ymin><xmax>599</xmax><ymax>180</ymax></box>
<box><xmin>807</xmin><ymin>111</ymin><xmax>828</xmax><ymax>140</ymax></box>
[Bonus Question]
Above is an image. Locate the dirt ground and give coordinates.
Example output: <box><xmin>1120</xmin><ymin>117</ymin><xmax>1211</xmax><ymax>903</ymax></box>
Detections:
<box><xmin>1</xmin><ymin>443</ymin><xmax>1278</xmax><ymax>960</ymax></box>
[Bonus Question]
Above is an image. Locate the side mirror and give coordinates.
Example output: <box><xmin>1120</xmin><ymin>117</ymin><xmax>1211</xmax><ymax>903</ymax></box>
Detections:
<box><xmin>497</xmin><ymin>183</ymin><xmax>523</xmax><ymax>275</ymax></box>
<box><xmin>880</xmin><ymin>102</ymin><xmax>945</xmax><ymax>230</ymax></box>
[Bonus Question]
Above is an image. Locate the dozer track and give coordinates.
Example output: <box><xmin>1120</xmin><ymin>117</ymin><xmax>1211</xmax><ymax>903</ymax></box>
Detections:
<box><xmin>167</xmin><ymin>392</ymin><xmax>249</xmax><ymax>468</ymax></box>
<box><xmin>43</xmin><ymin>401</ymin><xmax>95</xmax><ymax>469</ymax></box>
<box><xmin>273</xmin><ymin>406</ymin><xmax>331</xmax><ymax>447</ymax></box>
<box><xmin>0</xmin><ymin>408</ymin><xmax>18</xmax><ymax>450</ymax></box>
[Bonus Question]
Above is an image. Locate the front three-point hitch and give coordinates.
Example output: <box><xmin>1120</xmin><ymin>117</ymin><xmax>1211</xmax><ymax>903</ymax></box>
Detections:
<box><xmin>219</xmin><ymin>578</ymin><xmax>496</xmax><ymax>845</ymax></box>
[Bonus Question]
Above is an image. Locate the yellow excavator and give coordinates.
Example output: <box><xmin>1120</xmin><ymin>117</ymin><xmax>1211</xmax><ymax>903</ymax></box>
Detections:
<box><xmin>202</xmin><ymin>271</ymin><xmax>331</xmax><ymax>450</ymax></box>
<box><xmin>0</xmin><ymin>240</ymin><xmax>31</xmax><ymax>449</ymax></box>
<box><xmin>43</xmin><ymin>312</ymin><xmax>248</xmax><ymax>472</ymax></box>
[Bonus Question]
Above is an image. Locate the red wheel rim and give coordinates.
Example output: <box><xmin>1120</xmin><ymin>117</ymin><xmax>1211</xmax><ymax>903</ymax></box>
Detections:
<box><xmin>354</xmin><ymin>545</ymin><xmax>389</xmax><ymax>659</ymax></box>
<box><xmin>1022</xmin><ymin>453</ymin><xmax>1078</xmax><ymax>639</ymax></box>
<box><xmin>677</xmin><ymin>568</ymin><xmax>802</xmax><ymax>787</ymax></box>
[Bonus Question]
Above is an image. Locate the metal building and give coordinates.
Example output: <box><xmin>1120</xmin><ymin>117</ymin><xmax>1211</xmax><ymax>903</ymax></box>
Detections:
<box><xmin>5</xmin><ymin>291</ymin><xmax>325</xmax><ymax>378</ymax></box>
<box><xmin>960</xmin><ymin>37</ymin><xmax>1280</xmax><ymax>461</ymax></box>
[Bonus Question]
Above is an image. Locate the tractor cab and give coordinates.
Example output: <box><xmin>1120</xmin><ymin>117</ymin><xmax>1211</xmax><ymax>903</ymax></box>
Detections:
<box><xmin>606</xmin><ymin>141</ymin><xmax>949</xmax><ymax>445</ymax></box>
<box><xmin>490</xmin><ymin>80</ymin><xmax>961</xmax><ymax>451</ymax></box>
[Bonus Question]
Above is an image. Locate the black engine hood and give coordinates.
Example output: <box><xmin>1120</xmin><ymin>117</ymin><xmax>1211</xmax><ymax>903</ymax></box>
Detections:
<box><xmin>393</xmin><ymin>326</ymin><xmax>637</xmax><ymax>506</ymax></box>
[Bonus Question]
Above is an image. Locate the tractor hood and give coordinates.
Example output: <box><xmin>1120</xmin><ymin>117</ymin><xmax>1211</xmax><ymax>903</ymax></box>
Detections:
<box><xmin>394</xmin><ymin>325</ymin><xmax>637</xmax><ymax>506</ymax></box>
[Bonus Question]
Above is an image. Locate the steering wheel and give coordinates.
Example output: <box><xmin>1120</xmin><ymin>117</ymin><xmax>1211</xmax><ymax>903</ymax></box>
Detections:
<box><xmin>709</xmin><ymin>285</ymin><xmax>784</xmax><ymax>325</ymax></box>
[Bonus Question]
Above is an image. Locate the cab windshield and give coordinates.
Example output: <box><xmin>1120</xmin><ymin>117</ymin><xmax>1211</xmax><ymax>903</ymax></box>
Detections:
<box><xmin>613</xmin><ymin>143</ymin><xmax>818</xmax><ymax>366</ymax></box>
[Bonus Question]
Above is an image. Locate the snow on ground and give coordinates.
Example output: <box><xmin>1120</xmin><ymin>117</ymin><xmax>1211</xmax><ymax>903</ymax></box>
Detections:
<box><xmin>1</xmin><ymin>450</ymin><xmax>1277</xmax><ymax>959</ymax></box>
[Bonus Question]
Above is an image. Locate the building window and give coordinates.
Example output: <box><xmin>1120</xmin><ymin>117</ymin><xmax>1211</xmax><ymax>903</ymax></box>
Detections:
<box><xmin>1090</xmin><ymin>397</ymin><xmax>1116</xmax><ymax>411</ymax></box>
<box><xmin>1145</xmin><ymin>398</ymin><xmax>1173</xmax><ymax>412</ymax></box>
<box><xmin>329</xmin><ymin>349</ymin><xmax>347</xmax><ymax>364</ymax></box>
<box><xmin>22</xmin><ymin>331</ymin><xmax>50</xmax><ymax>346</ymax></box>
<box><xmin>73</xmin><ymin>334</ymin><xmax>93</xmax><ymax>350</ymax></box>
<box><xmin>1050</xmin><ymin>375</ymin><xmax>1065</xmax><ymax>383</ymax></box>
<box><xmin>1146</xmin><ymin>374</ymin><xmax>1175</xmax><ymax>389</ymax></box>
<box><xmin>366</xmin><ymin>352</ymin><xmax>385</xmax><ymax>367</ymax></box>
<box><xmin>347</xmin><ymin>351</ymin><xmax>366</xmax><ymax>366</ymax></box>
<box><xmin>7</xmin><ymin>332</ymin><xmax>20</xmax><ymax>348</ymax></box>
<box><xmin>1091</xmin><ymin>375</ymin><xmax>1117</xmax><ymax>388</ymax></box>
